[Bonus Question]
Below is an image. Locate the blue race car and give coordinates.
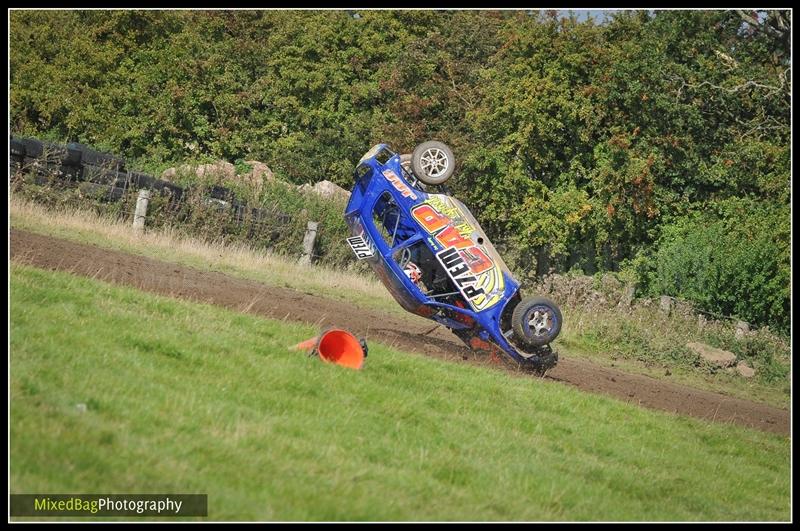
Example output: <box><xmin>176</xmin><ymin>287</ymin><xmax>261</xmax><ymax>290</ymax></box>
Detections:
<box><xmin>344</xmin><ymin>141</ymin><xmax>562</xmax><ymax>373</ymax></box>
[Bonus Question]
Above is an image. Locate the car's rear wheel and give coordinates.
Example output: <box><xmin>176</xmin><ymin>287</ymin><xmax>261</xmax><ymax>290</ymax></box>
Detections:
<box><xmin>511</xmin><ymin>297</ymin><xmax>562</xmax><ymax>348</ymax></box>
<box><xmin>411</xmin><ymin>141</ymin><xmax>455</xmax><ymax>185</ymax></box>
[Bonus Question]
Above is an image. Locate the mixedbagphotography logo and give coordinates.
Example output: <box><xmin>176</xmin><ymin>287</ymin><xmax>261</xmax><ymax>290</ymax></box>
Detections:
<box><xmin>10</xmin><ymin>494</ymin><xmax>208</xmax><ymax>517</ymax></box>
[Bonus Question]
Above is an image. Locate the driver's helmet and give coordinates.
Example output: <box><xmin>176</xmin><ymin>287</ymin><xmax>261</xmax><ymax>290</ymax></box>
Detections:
<box><xmin>403</xmin><ymin>262</ymin><xmax>422</xmax><ymax>284</ymax></box>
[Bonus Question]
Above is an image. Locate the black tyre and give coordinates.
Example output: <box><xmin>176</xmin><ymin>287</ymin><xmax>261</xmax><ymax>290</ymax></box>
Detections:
<box><xmin>128</xmin><ymin>171</ymin><xmax>155</xmax><ymax>190</ymax></box>
<box><xmin>168</xmin><ymin>185</ymin><xmax>184</xmax><ymax>200</ymax></box>
<box><xmin>20</xmin><ymin>138</ymin><xmax>44</xmax><ymax>159</ymax></box>
<box><xmin>511</xmin><ymin>296</ymin><xmax>562</xmax><ymax>348</ymax></box>
<box><xmin>112</xmin><ymin>173</ymin><xmax>131</xmax><ymax>189</ymax></box>
<box><xmin>21</xmin><ymin>156</ymin><xmax>52</xmax><ymax>179</ymax></box>
<box><xmin>410</xmin><ymin>140</ymin><xmax>455</xmax><ymax>185</ymax></box>
<box><xmin>152</xmin><ymin>179</ymin><xmax>184</xmax><ymax>199</ymax></box>
<box><xmin>82</xmin><ymin>164</ymin><xmax>119</xmax><ymax>185</ymax></box>
<box><xmin>10</xmin><ymin>138</ymin><xmax>26</xmax><ymax>158</ymax></box>
<box><xmin>109</xmin><ymin>186</ymin><xmax>126</xmax><ymax>201</ymax></box>
<box><xmin>68</xmin><ymin>142</ymin><xmax>124</xmax><ymax>169</ymax></box>
<box><xmin>41</xmin><ymin>141</ymin><xmax>67</xmax><ymax>161</ymax></box>
<box><xmin>59</xmin><ymin>164</ymin><xmax>83</xmax><ymax>182</ymax></box>
<box><xmin>63</xmin><ymin>146</ymin><xmax>82</xmax><ymax>166</ymax></box>
<box><xmin>209</xmin><ymin>184</ymin><xmax>233</xmax><ymax>201</ymax></box>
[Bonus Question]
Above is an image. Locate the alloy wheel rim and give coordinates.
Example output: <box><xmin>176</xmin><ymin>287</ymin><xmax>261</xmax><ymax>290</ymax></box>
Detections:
<box><xmin>419</xmin><ymin>148</ymin><xmax>449</xmax><ymax>177</ymax></box>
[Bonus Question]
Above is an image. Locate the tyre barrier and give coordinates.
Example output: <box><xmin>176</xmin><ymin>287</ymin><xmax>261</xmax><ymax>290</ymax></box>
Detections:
<box><xmin>11</xmin><ymin>136</ymin><xmax>180</xmax><ymax>200</ymax></box>
<box><xmin>10</xmin><ymin>135</ymin><xmax>282</xmax><ymax>224</ymax></box>
<box><xmin>66</xmin><ymin>142</ymin><xmax>124</xmax><ymax>170</ymax></box>
<box><xmin>77</xmin><ymin>181</ymin><xmax>127</xmax><ymax>202</ymax></box>
<box><xmin>81</xmin><ymin>164</ymin><xmax>119</xmax><ymax>185</ymax></box>
<box><xmin>209</xmin><ymin>184</ymin><xmax>234</xmax><ymax>201</ymax></box>
<box><xmin>150</xmin><ymin>178</ymin><xmax>185</xmax><ymax>200</ymax></box>
<box><xmin>10</xmin><ymin>138</ymin><xmax>25</xmax><ymax>159</ymax></box>
<box><xmin>20</xmin><ymin>137</ymin><xmax>43</xmax><ymax>158</ymax></box>
<box><xmin>14</xmin><ymin>138</ymin><xmax>84</xmax><ymax>167</ymax></box>
<box><xmin>127</xmin><ymin>171</ymin><xmax>155</xmax><ymax>190</ymax></box>
<box><xmin>20</xmin><ymin>156</ymin><xmax>83</xmax><ymax>183</ymax></box>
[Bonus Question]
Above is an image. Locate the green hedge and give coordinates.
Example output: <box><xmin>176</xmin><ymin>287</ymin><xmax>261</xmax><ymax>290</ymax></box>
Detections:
<box><xmin>642</xmin><ymin>199</ymin><xmax>789</xmax><ymax>334</ymax></box>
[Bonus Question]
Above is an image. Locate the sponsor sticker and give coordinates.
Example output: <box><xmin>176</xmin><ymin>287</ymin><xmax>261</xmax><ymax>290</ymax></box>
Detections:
<box><xmin>411</xmin><ymin>196</ymin><xmax>504</xmax><ymax>311</ymax></box>
<box><xmin>347</xmin><ymin>234</ymin><xmax>376</xmax><ymax>259</ymax></box>
<box><xmin>436</xmin><ymin>247</ymin><xmax>487</xmax><ymax>302</ymax></box>
<box><xmin>382</xmin><ymin>169</ymin><xmax>418</xmax><ymax>200</ymax></box>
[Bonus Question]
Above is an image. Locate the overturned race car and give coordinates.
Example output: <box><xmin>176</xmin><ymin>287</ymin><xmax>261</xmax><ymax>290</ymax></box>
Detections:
<box><xmin>344</xmin><ymin>141</ymin><xmax>562</xmax><ymax>374</ymax></box>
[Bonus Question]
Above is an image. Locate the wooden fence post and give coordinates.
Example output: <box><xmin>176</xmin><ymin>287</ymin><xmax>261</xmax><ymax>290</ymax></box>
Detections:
<box><xmin>299</xmin><ymin>221</ymin><xmax>319</xmax><ymax>265</ymax></box>
<box><xmin>659</xmin><ymin>295</ymin><xmax>672</xmax><ymax>315</ymax></box>
<box><xmin>132</xmin><ymin>189</ymin><xmax>151</xmax><ymax>233</ymax></box>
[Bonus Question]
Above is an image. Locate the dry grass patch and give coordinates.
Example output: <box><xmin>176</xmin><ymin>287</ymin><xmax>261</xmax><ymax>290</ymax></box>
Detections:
<box><xmin>10</xmin><ymin>196</ymin><xmax>398</xmax><ymax>315</ymax></box>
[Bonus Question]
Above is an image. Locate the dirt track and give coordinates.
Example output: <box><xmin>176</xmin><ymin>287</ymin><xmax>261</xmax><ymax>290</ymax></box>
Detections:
<box><xmin>11</xmin><ymin>229</ymin><xmax>790</xmax><ymax>435</ymax></box>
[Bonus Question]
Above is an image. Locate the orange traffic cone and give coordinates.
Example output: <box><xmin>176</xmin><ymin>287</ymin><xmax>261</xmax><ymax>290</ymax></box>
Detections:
<box><xmin>292</xmin><ymin>336</ymin><xmax>319</xmax><ymax>352</ymax></box>
<box><xmin>292</xmin><ymin>328</ymin><xmax>366</xmax><ymax>370</ymax></box>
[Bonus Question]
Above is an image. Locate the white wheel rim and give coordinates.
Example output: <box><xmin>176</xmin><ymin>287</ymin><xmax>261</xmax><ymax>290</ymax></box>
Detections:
<box><xmin>419</xmin><ymin>148</ymin><xmax>449</xmax><ymax>178</ymax></box>
<box><xmin>528</xmin><ymin>309</ymin><xmax>552</xmax><ymax>337</ymax></box>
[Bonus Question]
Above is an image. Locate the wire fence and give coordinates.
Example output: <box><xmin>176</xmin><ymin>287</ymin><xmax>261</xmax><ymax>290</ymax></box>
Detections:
<box><xmin>8</xmin><ymin>137</ymin><xmax>361</xmax><ymax>265</ymax></box>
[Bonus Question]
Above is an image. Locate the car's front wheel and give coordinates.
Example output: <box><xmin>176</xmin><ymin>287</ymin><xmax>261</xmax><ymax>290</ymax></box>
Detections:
<box><xmin>511</xmin><ymin>297</ymin><xmax>562</xmax><ymax>348</ymax></box>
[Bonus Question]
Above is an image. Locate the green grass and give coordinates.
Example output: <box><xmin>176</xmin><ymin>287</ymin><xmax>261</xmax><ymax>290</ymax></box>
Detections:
<box><xmin>10</xmin><ymin>264</ymin><xmax>790</xmax><ymax>521</ymax></box>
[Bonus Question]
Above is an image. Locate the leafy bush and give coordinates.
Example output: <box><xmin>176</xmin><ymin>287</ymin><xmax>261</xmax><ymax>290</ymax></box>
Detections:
<box><xmin>642</xmin><ymin>199</ymin><xmax>789</xmax><ymax>334</ymax></box>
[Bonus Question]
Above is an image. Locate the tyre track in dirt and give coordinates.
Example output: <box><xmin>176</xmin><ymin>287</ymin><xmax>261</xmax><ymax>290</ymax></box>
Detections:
<box><xmin>10</xmin><ymin>229</ymin><xmax>789</xmax><ymax>435</ymax></box>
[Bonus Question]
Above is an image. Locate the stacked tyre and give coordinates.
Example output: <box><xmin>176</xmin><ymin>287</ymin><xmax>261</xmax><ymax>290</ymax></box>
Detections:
<box><xmin>12</xmin><ymin>135</ymin><xmax>223</xmax><ymax>205</ymax></box>
<box><xmin>71</xmin><ymin>141</ymin><xmax>128</xmax><ymax>199</ymax></box>
<box><xmin>10</xmin><ymin>135</ymin><xmax>180</xmax><ymax>201</ymax></box>
<box><xmin>11</xmin><ymin>136</ymin><xmax>85</xmax><ymax>183</ymax></box>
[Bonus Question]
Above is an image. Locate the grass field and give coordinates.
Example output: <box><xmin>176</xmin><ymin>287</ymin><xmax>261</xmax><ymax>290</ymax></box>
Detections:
<box><xmin>11</xmin><ymin>197</ymin><xmax>790</xmax><ymax>408</ymax></box>
<box><xmin>10</xmin><ymin>264</ymin><xmax>790</xmax><ymax>521</ymax></box>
